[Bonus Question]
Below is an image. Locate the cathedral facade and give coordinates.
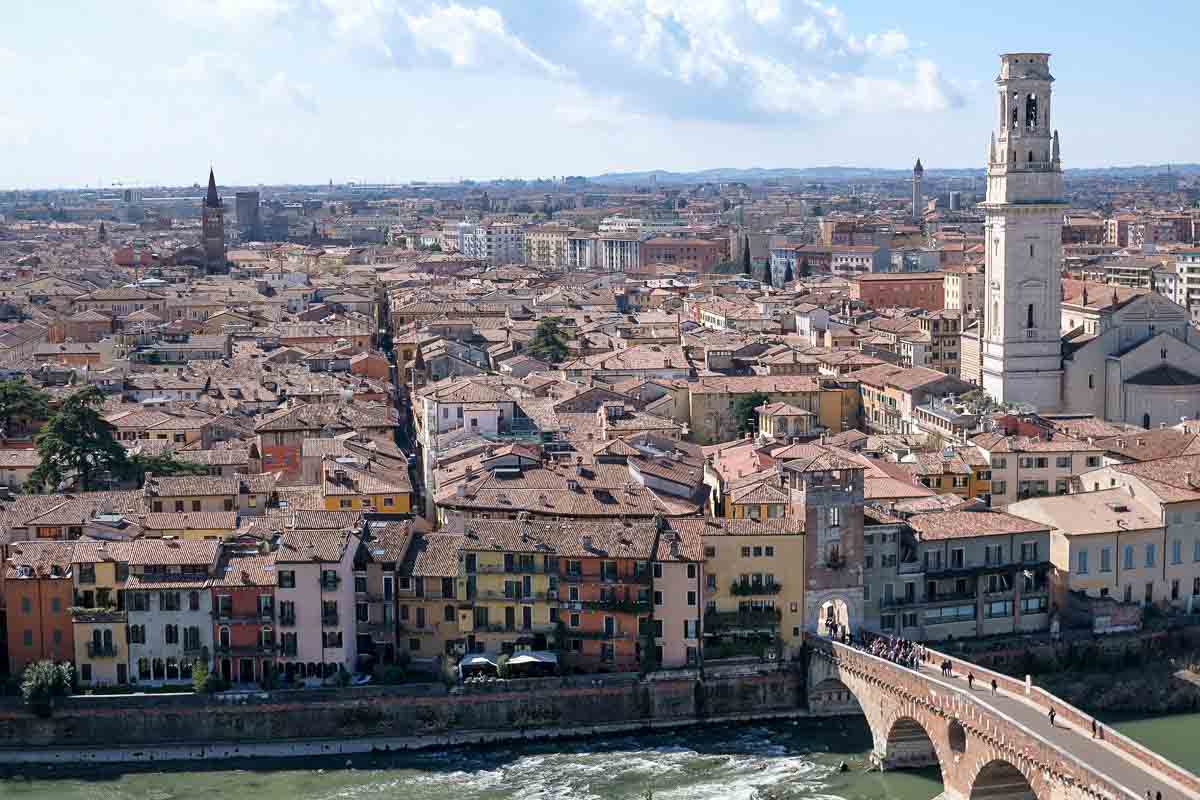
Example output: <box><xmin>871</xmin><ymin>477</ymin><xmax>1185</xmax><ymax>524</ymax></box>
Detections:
<box><xmin>977</xmin><ymin>53</ymin><xmax>1200</xmax><ymax>428</ymax></box>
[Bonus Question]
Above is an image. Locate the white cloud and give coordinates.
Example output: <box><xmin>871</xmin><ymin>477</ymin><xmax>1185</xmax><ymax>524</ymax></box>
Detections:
<box><xmin>404</xmin><ymin>3</ymin><xmax>569</xmax><ymax>77</ymax></box>
<box><xmin>574</xmin><ymin>0</ymin><xmax>958</xmax><ymax>119</ymax></box>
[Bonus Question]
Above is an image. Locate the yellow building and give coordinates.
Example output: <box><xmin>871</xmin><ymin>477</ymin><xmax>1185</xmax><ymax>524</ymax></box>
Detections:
<box><xmin>724</xmin><ymin>475</ymin><xmax>790</xmax><ymax>520</ymax></box>
<box><xmin>687</xmin><ymin>376</ymin><xmax>859</xmax><ymax>445</ymax></box>
<box><xmin>73</xmin><ymin>609</ymin><xmax>129</xmax><ymax>687</ymax></box>
<box><xmin>456</xmin><ymin>524</ymin><xmax>558</xmax><ymax>654</ymax></box>
<box><xmin>396</xmin><ymin>532</ymin><xmax>464</xmax><ymax>660</ymax></box>
<box><xmin>321</xmin><ymin>458</ymin><xmax>413</xmax><ymax>514</ymax></box>
<box><xmin>141</xmin><ymin>511</ymin><xmax>239</xmax><ymax>539</ymax></box>
<box><xmin>686</xmin><ymin>518</ymin><xmax>806</xmax><ymax>660</ymax></box>
<box><xmin>71</xmin><ymin>541</ymin><xmax>133</xmax><ymax>687</ymax></box>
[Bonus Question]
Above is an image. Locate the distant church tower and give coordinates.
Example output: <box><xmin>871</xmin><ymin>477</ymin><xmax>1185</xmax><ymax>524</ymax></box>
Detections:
<box><xmin>911</xmin><ymin>158</ymin><xmax>924</xmax><ymax>223</ymax></box>
<box><xmin>202</xmin><ymin>167</ymin><xmax>227</xmax><ymax>273</ymax></box>
<box><xmin>980</xmin><ymin>53</ymin><xmax>1066</xmax><ymax>410</ymax></box>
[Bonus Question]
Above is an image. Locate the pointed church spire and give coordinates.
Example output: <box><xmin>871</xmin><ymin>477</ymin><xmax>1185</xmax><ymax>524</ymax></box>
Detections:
<box><xmin>913</xmin><ymin>158</ymin><xmax>924</xmax><ymax>175</ymax></box>
<box><xmin>1052</xmin><ymin>130</ymin><xmax>1060</xmax><ymax>162</ymax></box>
<box><xmin>205</xmin><ymin>167</ymin><xmax>220</xmax><ymax>208</ymax></box>
<box><xmin>98</xmin><ymin>221</ymin><xmax>107</xmax><ymax>243</ymax></box>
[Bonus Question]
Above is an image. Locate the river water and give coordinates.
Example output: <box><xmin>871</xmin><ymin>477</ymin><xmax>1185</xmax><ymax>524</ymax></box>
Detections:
<box><xmin>2</xmin><ymin>713</ymin><xmax>1196</xmax><ymax>800</ymax></box>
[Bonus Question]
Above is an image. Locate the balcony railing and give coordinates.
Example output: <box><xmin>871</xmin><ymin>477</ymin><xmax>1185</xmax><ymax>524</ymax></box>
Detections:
<box><xmin>729</xmin><ymin>581</ymin><xmax>783</xmax><ymax>597</ymax></box>
<box><xmin>321</xmin><ymin>613</ymin><xmax>340</xmax><ymax>626</ymax></box>
<box><xmin>704</xmin><ymin>608</ymin><xmax>781</xmax><ymax>631</ymax></box>
<box><xmin>86</xmin><ymin>642</ymin><xmax>118</xmax><ymax>658</ymax></box>
<box><xmin>212</xmin><ymin>610</ymin><xmax>274</xmax><ymax>622</ymax></box>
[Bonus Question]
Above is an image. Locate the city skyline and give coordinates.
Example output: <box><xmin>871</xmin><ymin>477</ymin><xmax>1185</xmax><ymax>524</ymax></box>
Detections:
<box><xmin>2</xmin><ymin>1</ymin><xmax>1196</xmax><ymax>188</ymax></box>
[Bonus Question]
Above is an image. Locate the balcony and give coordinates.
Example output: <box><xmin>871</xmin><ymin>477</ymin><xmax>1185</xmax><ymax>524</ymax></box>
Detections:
<box><xmin>577</xmin><ymin>597</ymin><xmax>652</xmax><ymax>613</ymax></box>
<box><xmin>564</xmin><ymin>628</ymin><xmax>633</xmax><ymax>641</ymax></box>
<box><xmin>897</xmin><ymin>560</ymin><xmax>923</xmax><ymax>575</ymax></box>
<box><xmin>86</xmin><ymin>642</ymin><xmax>118</xmax><ymax>658</ymax></box>
<box><xmin>321</xmin><ymin>613</ymin><xmax>340</xmax><ymax>626</ymax></box>
<box><xmin>473</xmin><ymin>623</ymin><xmax>558</xmax><ymax>636</ymax></box>
<box><xmin>319</xmin><ymin>576</ymin><xmax>342</xmax><ymax>590</ymax></box>
<box><xmin>216</xmin><ymin>643</ymin><xmax>275</xmax><ymax>655</ymax></box>
<box><xmin>729</xmin><ymin>581</ymin><xmax>783</xmax><ymax>597</ymax></box>
<box><xmin>278</xmin><ymin>614</ymin><xmax>297</xmax><ymax>627</ymax></box>
<box><xmin>212</xmin><ymin>610</ymin><xmax>274</xmax><ymax>623</ymax></box>
<box><xmin>704</xmin><ymin>608</ymin><xmax>781</xmax><ymax>632</ymax></box>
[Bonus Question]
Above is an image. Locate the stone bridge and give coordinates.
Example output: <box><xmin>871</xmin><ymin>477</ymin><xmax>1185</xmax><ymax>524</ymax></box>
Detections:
<box><xmin>807</xmin><ymin>639</ymin><xmax>1199</xmax><ymax>800</ymax></box>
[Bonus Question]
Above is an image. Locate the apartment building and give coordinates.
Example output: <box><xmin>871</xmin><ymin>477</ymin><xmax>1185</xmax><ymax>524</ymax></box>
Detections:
<box><xmin>848</xmin><ymin>364</ymin><xmax>973</xmax><ymax>436</ymax></box>
<box><xmin>687</xmin><ymin>376</ymin><xmax>859</xmax><ymax>445</ymax></box>
<box><xmin>652</xmin><ymin>524</ymin><xmax>704</xmax><ymax>668</ymax></box>
<box><xmin>943</xmin><ymin>265</ymin><xmax>983</xmax><ymax>315</ymax></box>
<box><xmin>71</xmin><ymin>540</ymin><xmax>132</xmax><ymax>687</ymax></box>
<box><xmin>457</xmin><ymin>221</ymin><xmax>524</xmax><ymax>265</ymax></box>
<box><xmin>972</xmin><ymin>433</ymin><xmax>1104</xmax><ymax>507</ymax></box>
<box><xmin>274</xmin><ymin>528</ymin><xmax>358</xmax><ymax>683</ymax></box>
<box><xmin>523</xmin><ymin>225</ymin><xmax>570</xmax><ymax>269</ymax></box>
<box><xmin>124</xmin><ymin>539</ymin><xmax>220</xmax><ymax>688</ymax></box>
<box><xmin>397</xmin><ymin>531</ymin><xmax>463</xmax><ymax>660</ymax></box>
<box><xmin>683</xmin><ymin>518</ymin><xmax>804</xmax><ymax>660</ymax></box>
<box><xmin>4</xmin><ymin>542</ymin><xmax>75</xmax><ymax>675</ymax></box>
<box><xmin>211</xmin><ymin>551</ymin><xmax>277</xmax><ymax>685</ymax></box>
<box><xmin>863</xmin><ymin>509</ymin><xmax>1052</xmax><ymax>641</ymax></box>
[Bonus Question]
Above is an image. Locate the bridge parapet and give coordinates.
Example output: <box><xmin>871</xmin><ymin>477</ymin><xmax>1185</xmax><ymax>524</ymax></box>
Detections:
<box><xmin>913</xmin><ymin>643</ymin><xmax>1200</xmax><ymax>800</ymax></box>
<box><xmin>808</xmin><ymin>637</ymin><xmax>1168</xmax><ymax>800</ymax></box>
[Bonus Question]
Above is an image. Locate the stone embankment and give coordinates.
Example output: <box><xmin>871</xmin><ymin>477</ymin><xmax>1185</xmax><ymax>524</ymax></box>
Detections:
<box><xmin>0</xmin><ymin>663</ymin><xmax>805</xmax><ymax>765</ymax></box>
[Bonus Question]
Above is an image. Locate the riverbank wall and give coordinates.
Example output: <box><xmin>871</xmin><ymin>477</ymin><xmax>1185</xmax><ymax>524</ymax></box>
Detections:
<box><xmin>0</xmin><ymin>662</ymin><xmax>805</xmax><ymax>764</ymax></box>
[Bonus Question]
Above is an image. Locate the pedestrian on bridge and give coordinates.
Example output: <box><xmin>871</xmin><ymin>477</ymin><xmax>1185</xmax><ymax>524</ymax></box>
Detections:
<box><xmin>1048</xmin><ymin>707</ymin><xmax>1056</xmax><ymax>727</ymax></box>
<box><xmin>991</xmin><ymin>678</ymin><xmax>998</xmax><ymax>695</ymax></box>
<box><xmin>967</xmin><ymin>672</ymin><xmax>975</xmax><ymax>690</ymax></box>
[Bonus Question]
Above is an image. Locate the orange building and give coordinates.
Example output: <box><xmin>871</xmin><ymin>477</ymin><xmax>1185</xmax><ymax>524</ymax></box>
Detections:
<box><xmin>210</xmin><ymin>550</ymin><xmax>277</xmax><ymax>684</ymax></box>
<box><xmin>854</xmin><ymin>272</ymin><xmax>945</xmax><ymax>311</ymax></box>
<box><xmin>556</xmin><ymin>527</ymin><xmax>656</xmax><ymax>672</ymax></box>
<box><xmin>641</xmin><ymin>238</ymin><xmax>728</xmax><ymax>272</ymax></box>
<box><xmin>4</xmin><ymin>541</ymin><xmax>76</xmax><ymax>674</ymax></box>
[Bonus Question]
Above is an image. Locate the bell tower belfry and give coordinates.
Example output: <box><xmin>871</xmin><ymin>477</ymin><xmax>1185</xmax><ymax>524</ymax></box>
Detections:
<box><xmin>980</xmin><ymin>53</ymin><xmax>1066</xmax><ymax>410</ymax></box>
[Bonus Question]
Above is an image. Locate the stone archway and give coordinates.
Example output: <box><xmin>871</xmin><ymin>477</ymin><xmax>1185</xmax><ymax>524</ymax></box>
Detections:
<box><xmin>820</xmin><ymin>598</ymin><xmax>851</xmax><ymax>638</ymax></box>
<box><xmin>969</xmin><ymin>759</ymin><xmax>1036</xmax><ymax>800</ymax></box>
<box><xmin>880</xmin><ymin>715</ymin><xmax>947</xmax><ymax>776</ymax></box>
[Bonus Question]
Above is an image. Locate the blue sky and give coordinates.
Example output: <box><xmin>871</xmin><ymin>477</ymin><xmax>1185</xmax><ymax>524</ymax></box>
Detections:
<box><xmin>1</xmin><ymin>1</ymin><xmax>1194</xmax><ymax>188</ymax></box>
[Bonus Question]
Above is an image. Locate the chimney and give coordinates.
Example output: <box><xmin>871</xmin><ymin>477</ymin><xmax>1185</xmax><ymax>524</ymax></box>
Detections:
<box><xmin>582</xmin><ymin>535</ymin><xmax>593</xmax><ymax>551</ymax></box>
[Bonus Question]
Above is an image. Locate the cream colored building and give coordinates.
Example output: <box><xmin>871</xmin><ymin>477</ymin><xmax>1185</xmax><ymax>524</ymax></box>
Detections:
<box><xmin>524</xmin><ymin>225</ymin><xmax>570</xmax><ymax>269</ymax></box>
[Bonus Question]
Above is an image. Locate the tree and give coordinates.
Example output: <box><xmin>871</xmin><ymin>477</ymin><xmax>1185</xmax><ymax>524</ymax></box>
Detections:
<box><xmin>741</xmin><ymin>238</ymin><xmax>751</xmax><ymax>275</ymax></box>
<box><xmin>21</xmin><ymin>661</ymin><xmax>73</xmax><ymax>717</ymax></box>
<box><xmin>0</xmin><ymin>379</ymin><xmax>51</xmax><ymax>440</ymax></box>
<box><xmin>731</xmin><ymin>391</ymin><xmax>771</xmax><ymax>437</ymax></box>
<box><xmin>782</xmin><ymin>261</ymin><xmax>794</xmax><ymax>286</ymax></box>
<box><xmin>122</xmin><ymin>452</ymin><xmax>209</xmax><ymax>488</ymax></box>
<box><xmin>26</xmin><ymin>386</ymin><xmax>128</xmax><ymax>493</ymax></box>
<box><xmin>527</xmin><ymin>317</ymin><xmax>569</xmax><ymax>364</ymax></box>
<box><xmin>760</xmin><ymin>258</ymin><xmax>773</xmax><ymax>288</ymax></box>
<box><xmin>799</xmin><ymin>257</ymin><xmax>811</xmax><ymax>278</ymax></box>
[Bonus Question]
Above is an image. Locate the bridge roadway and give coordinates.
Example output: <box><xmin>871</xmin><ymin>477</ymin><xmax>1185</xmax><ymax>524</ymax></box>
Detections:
<box><xmin>814</xmin><ymin>639</ymin><xmax>1200</xmax><ymax>800</ymax></box>
<box><xmin>915</xmin><ymin>656</ymin><xmax>1189</xmax><ymax>800</ymax></box>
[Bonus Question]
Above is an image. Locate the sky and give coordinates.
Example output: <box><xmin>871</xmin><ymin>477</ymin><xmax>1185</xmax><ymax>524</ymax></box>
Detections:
<box><xmin>1</xmin><ymin>0</ymin><xmax>1195</xmax><ymax>188</ymax></box>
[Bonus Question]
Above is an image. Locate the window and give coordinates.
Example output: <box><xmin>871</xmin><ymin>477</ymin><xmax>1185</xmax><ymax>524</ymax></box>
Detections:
<box><xmin>950</xmin><ymin>548</ymin><xmax>965</xmax><ymax>569</ymax></box>
<box><xmin>1124</xmin><ymin>545</ymin><xmax>1135</xmax><ymax>570</ymax></box>
<box><xmin>189</xmin><ymin>591</ymin><xmax>200</xmax><ymax>611</ymax></box>
<box><xmin>1172</xmin><ymin>539</ymin><xmax>1183</xmax><ymax>565</ymax></box>
<box><xmin>1145</xmin><ymin>543</ymin><xmax>1156</xmax><ymax>568</ymax></box>
<box><xmin>687</xmin><ymin>591</ymin><xmax>696</xmax><ymax>607</ymax></box>
<box><xmin>1020</xmin><ymin>541</ymin><xmax>1039</xmax><ymax>562</ymax></box>
<box><xmin>1086</xmin><ymin>456</ymin><xmax>1100</xmax><ymax>468</ymax></box>
<box><xmin>19</xmin><ymin>597</ymin><xmax>31</xmax><ymax>614</ymax></box>
<box><xmin>985</xmin><ymin>544</ymin><xmax>1003</xmax><ymax>566</ymax></box>
<box><xmin>1100</xmin><ymin>547</ymin><xmax>1112</xmax><ymax>573</ymax></box>
<box><xmin>741</xmin><ymin>546</ymin><xmax>751</xmax><ymax>557</ymax></box>
<box><xmin>1056</xmin><ymin>456</ymin><xmax>1071</xmax><ymax>469</ymax></box>
<box><xmin>164</xmin><ymin>624</ymin><xmax>178</xmax><ymax>644</ymax></box>
<box><xmin>1076</xmin><ymin>549</ymin><xmax>1089</xmax><ymax>575</ymax></box>
<box><xmin>278</xmin><ymin>570</ymin><xmax>295</xmax><ymax>589</ymax></box>
<box><xmin>160</xmin><ymin>593</ymin><xmax>181</xmax><ymax>611</ymax></box>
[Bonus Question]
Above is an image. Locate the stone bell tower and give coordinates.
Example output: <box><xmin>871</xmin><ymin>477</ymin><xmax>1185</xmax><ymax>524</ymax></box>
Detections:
<box><xmin>202</xmin><ymin>167</ymin><xmax>227</xmax><ymax>274</ymax></box>
<box><xmin>980</xmin><ymin>53</ymin><xmax>1066</xmax><ymax>410</ymax></box>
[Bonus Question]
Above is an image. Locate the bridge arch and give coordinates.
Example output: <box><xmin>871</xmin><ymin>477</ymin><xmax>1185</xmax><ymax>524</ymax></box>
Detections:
<box><xmin>882</xmin><ymin>715</ymin><xmax>947</xmax><ymax>775</ymax></box>
<box><xmin>968</xmin><ymin>758</ymin><xmax>1037</xmax><ymax>800</ymax></box>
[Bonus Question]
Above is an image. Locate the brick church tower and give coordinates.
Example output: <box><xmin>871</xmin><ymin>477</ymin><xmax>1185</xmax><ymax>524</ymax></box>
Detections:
<box><xmin>202</xmin><ymin>167</ymin><xmax>227</xmax><ymax>273</ymax></box>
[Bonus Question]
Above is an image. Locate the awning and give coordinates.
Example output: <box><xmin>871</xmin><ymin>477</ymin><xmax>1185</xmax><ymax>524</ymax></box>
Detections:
<box><xmin>507</xmin><ymin>651</ymin><xmax>558</xmax><ymax>666</ymax></box>
<box><xmin>459</xmin><ymin>654</ymin><xmax>498</xmax><ymax>668</ymax></box>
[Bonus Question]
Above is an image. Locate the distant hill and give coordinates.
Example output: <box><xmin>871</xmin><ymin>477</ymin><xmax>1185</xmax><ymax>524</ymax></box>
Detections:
<box><xmin>591</xmin><ymin>164</ymin><xmax>1200</xmax><ymax>184</ymax></box>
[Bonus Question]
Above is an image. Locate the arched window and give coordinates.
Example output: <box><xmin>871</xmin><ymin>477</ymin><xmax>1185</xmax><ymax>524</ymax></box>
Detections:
<box><xmin>1143</xmin><ymin>413</ymin><xmax>1151</xmax><ymax>429</ymax></box>
<box><xmin>1026</xmin><ymin>93</ymin><xmax>1039</xmax><ymax>128</ymax></box>
<box><xmin>219</xmin><ymin>626</ymin><xmax>231</xmax><ymax>648</ymax></box>
<box><xmin>1011</xmin><ymin>93</ymin><xmax>1020</xmax><ymax>128</ymax></box>
<box><xmin>1030</xmin><ymin>243</ymin><xmax>1035</xmax><ymax>258</ymax></box>
<box><xmin>1028</xmin><ymin>150</ymin><xmax>1034</xmax><ymax>163</ymax></box>
<box><xmin>1027</xmin><ymin>304</ymin><xmax>1035</xmax><ymax>330</ymax></box>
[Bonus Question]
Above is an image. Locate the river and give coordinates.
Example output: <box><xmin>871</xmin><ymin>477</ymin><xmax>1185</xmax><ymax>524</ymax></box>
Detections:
<box><xmin>2</xmin><ymin>713</ymin><xmax>1196</xmax><ymax>800</ymax></box>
